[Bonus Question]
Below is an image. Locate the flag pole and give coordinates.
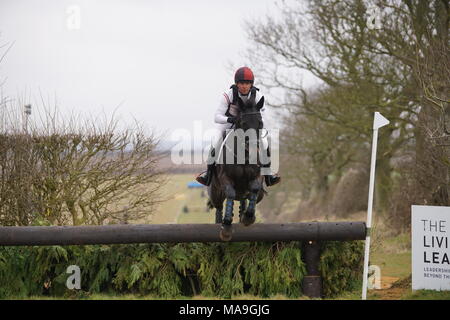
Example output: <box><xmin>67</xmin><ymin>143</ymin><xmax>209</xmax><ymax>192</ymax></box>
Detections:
<box><xmin>362</xmin><ymin>112</ymin><xmax>389</xmax><ymax>300</ymax></box>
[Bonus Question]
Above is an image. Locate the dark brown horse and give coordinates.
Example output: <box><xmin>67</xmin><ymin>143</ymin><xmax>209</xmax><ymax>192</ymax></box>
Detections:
<box><xmin>207</xmin><ymin>89</ymin><xmax>267</xmax><ymax>241</ymax></box>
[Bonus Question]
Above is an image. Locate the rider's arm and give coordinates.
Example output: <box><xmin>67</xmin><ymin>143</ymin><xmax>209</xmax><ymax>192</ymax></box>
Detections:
<box><xmin>214</xmin><ymin>93</ymin><xmax>231</xmax><ymax>124</ymax></box>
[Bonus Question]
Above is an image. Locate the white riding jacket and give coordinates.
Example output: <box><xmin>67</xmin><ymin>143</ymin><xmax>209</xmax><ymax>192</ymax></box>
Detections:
<box><xmin>215</xmin><ymin>88</ymin><xmax>266</xmax><ymax>129</ymax></box>
<box><xmin>213</xmin><ymin>87</ymin><xmax>268</xmax><ymax>150</ymax></box>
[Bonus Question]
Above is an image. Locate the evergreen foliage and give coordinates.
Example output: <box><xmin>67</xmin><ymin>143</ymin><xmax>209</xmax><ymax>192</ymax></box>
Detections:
<box><xmin>320</xmin><ymin>241</ymin><xmax>364</xmax><ymax>297</ymax></box>
<box><xmin>0</xmin><ymin>241</ymin><xmax>362</xmax><ymax>298</ymax></box>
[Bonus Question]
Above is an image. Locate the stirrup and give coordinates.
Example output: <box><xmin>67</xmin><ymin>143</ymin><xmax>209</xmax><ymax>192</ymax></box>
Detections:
<box><xmin>195</xmin><ymin>171</ymin><xmax>209</xmax><ymax>186</ymax></box>
<box><xmin>265</xmin><ymin>174</ymin><xmax>281</xmax><ymax>187</ymax></box>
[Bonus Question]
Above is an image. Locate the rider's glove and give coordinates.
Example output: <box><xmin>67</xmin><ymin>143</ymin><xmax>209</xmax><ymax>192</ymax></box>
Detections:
<box><xmin>227</xmin><ymin>117</ymin><xmax>236</xmax><ymax>124</ymax></box>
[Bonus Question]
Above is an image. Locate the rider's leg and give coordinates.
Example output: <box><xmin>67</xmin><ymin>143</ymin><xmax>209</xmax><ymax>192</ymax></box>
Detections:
<box><xmin>260</xmin><ymin>141</ymin><xmax>281</xmax><ymax>187</ymax></box>
<box><xmin>196</xmin><ymin>146</ymin><xmax>216</xmax><ymax>186</ymax></box>
<box><xmin>196</xmin><ymin>127</ymin><xmax>225</xmax><ymax>186</ymax></box>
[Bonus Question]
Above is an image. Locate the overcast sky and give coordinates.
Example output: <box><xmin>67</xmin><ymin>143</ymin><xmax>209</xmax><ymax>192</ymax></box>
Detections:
<box><xmin>0</xmin><ymin>0</ymin><xmax>316</xmax><ymax>147</ymax></box>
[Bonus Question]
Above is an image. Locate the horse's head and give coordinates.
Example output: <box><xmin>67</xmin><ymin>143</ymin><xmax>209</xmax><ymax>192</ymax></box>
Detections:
<box><xmin>235</xmin><ymin>91</ymin><xmax>264</xmax><ymax>132</ymax></box>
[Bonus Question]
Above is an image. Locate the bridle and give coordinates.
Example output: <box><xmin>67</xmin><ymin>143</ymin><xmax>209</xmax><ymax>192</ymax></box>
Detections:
<box><xmin>232</xmin><ymin>111</ymin><xmax>268</xmax><ymax>139</ymax></box>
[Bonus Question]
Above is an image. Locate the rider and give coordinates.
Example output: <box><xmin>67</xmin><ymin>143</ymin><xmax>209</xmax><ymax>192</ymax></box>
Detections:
<box><xmin>195</xmin><ymin>66</ymin><xmax>281</xmax><ymax>187</ymax></box>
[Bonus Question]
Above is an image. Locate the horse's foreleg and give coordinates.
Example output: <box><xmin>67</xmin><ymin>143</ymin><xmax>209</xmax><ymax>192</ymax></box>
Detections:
<box><xmin>223</xmin><ymin>184</ymin><xmax>236</xmax><ymax>225</ymax></box>
<box><xmin>215</xmin><ymin>205</ymin><xmax>223</xmax><ymax>224</ymax></box>
<box><xmin>248</xmin><ymin>179</ymin><xmax>262</xmax><ymax>212</ymax></box>
<box><xmin>247</xmin><ymin>193</ymin><xmax>257</xmax><ymax>215</ymax></box>
<box><xmin>219</xmin><ymin>183</ymin><xmax>235</xmax><ymax>241</ymax></box>
<box><xmin>215</xmin><ymin>209</ymin><xmax>223</xmax><ymax>224</ymax></box>
<box><xmin>242</xmin><ymin>179</ymin><xmax>262</xmax><ymax>226</ymax></box>
<box><xmin>239</xmin><ymin>200</ymin><xmax>247</xmax><ymax>219</ymax></box>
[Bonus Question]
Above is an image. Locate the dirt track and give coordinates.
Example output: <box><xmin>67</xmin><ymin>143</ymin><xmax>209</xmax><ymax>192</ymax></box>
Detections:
<box><xmin>370</xmin><ymin>276</ymin><xmax>410</xmax><ymax>300</ymax></box>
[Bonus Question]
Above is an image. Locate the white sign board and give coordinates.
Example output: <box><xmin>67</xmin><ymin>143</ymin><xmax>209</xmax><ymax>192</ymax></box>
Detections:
<box><xmin>412</xmin><ymin>205</ymin><xmax>450</xmax><ymax>291</ymax></box>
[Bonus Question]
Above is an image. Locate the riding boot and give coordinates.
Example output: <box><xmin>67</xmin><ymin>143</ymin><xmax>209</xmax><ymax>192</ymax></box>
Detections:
<box><xmin>261</xmin><ymin>147</ymin><xmax>281</xmax><ymax>187</ymax></box>
<box><xmin>196</xmin><ymin>147</ymin><xmax>216</xmax><ymax>186</ymax></box>
<box><xmin>196</xmin><ymin>163</ymin><xmax>215</xmax><ymax>186</ymax></box>
<box><xmin>261</xmin><ymin>163</ymin><xmax>281</xmax><ymax>186</ymax></box>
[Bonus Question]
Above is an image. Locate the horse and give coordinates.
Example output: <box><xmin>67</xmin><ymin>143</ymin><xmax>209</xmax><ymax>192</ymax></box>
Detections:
<box><xmin>206</xmin><ymin>90</ymin><xmax>267</xmax><ymax>241</ymax></box>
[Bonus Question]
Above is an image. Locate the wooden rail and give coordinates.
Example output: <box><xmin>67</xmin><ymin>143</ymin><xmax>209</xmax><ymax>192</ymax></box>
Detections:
<box><xmin>0</xmin><ymin>222</ymin><xmax>366</xmax><ymax>246</ymax></box>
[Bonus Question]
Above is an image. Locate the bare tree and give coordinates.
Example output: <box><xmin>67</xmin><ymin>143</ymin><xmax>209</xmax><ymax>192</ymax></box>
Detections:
<box><xmin>245</xmin><ymin>0</ymin><xmax>420</xmax><ymax>212</ymax></box>
<box><xmin>244</xmin><ymin>0</ymin><xmax>449</xmax><ymax>218</ymax></box>
<box><xmin>0</xmin><ymin>102</ymin><xmax>166</xmax><ymax>226</ymax></box>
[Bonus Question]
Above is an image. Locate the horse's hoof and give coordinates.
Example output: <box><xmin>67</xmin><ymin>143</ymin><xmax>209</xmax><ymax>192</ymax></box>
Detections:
<box><xmin>223</xmin><ymin>215</ymin><xmax>233</xmax><ymax>226</ymax></box>
<box><xmin>240</xmin><ymin>211</ymin><xmax>256</xmax><ymax>227</ymax></box>
<box><xmin>241</xmin><ymin>216</ymin><xmax>256</xmax><ymax>227</ymax></box>
<box><xmin>242</xmin><ymin>217</ymin><xmax>255</xmax><ymax>226</ymax></box>
<box><xmin>220</xmin><ymin>225</ymin><xmax>233</xmax><ymax>241</ymax></box>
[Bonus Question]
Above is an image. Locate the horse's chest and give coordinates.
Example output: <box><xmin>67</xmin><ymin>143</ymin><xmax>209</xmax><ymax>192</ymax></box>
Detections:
<box><xmin>230</xmin><ymin>165</ymin><xmax>257</xmax><ymax>181</ymax></box>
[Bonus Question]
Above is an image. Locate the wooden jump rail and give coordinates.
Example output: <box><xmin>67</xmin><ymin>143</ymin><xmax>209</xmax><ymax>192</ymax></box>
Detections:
<box><xmin>0</xmin><ymin>222</ymin><xmax>366</xmax><ymax>298</ymax></box>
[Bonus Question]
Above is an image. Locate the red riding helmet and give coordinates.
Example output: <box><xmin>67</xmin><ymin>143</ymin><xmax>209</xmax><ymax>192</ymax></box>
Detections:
<box><xmin>234</xmin><ymin>67</ymin><xmax>254</xmax><ymax>83</ymax></box>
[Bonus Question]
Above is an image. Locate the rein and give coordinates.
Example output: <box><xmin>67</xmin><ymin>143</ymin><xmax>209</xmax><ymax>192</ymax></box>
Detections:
<box><xmin>218</xmin><ymin>127</ymin><xmax>262</xmax><ymax>164</ymax></box>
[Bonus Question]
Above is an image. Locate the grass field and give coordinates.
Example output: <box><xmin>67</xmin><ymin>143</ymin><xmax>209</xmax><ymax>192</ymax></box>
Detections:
<box><xmin>147</xmin><ymin>173</ymin><xmax>204</xmax><ymax>224</ymax></box>
<box><xmin>150</xmin><ymin>173</ymin><xmax>264</xmax><ymax>225</ymax></box>
<box><xmin>150</xmin><ymin>173</ymin><xmax>216</xmax><ymax>224</ymax></box>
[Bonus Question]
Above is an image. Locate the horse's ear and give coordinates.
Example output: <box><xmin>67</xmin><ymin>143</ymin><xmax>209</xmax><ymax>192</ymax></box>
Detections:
<box><xmin>249</xmin><ymin>88</ymin><xmax>257</xmax><ymax>105</ymax></box>
<box><xmin>256</xmin><ymin>96</ymin><xmax>264</xmax><ymax>110</ymax></box>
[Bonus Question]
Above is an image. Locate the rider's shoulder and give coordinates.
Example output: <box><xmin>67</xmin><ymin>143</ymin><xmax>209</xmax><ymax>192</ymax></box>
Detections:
<box><xmin>224</xmin><ymin>88</ymin><xmax>234</xmax><ymax>97</ymax></box>
<box><xmin>221</xmin><ymin>89</ymin><xmax>233</xmax><ymax>104</ymax></box>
